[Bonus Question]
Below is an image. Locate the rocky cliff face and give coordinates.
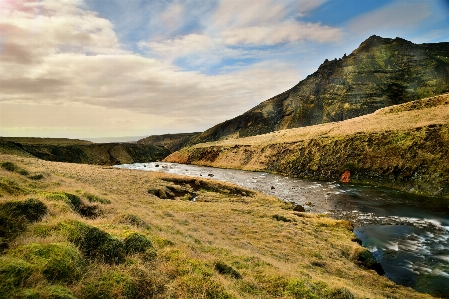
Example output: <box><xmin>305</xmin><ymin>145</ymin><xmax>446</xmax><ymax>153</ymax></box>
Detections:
<box><xmin>189</xmin><ymin>35</ymin><xmax>449</xmax><ymax>145</ymax></box>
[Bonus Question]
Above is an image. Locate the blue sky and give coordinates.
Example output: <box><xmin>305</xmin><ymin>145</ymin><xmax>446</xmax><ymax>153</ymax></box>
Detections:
<box><xmin>0</xmin><ymin>0</ymin><xmax>448</xmax><ymax>140</ymax></box>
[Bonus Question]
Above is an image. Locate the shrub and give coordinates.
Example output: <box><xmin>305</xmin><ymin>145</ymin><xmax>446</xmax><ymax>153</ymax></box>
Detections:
<box><xmin>1</xmin><ymin>161</ymin><xmax>16</xmax><ymax>172</ymax></box>
<box><xmin>58</xmin><ymin>220</ymin><xmax>126</xmax><ymax>264</ymax></box>
<box><xmin>214</xmin><ymin>261</ymin><xmax>242</xmax><ymax>279</ymax></box>
<box><xmin>0</xmin><ymin>199</ymin><xmax>47</xmax><ymax>249</ymax></box>
<box><xmin>44</xmin><ymin>192</ymin><xmax>82</xmax><ymax>211</ymax></box>
<box><xmin>29</xmin><ymin>174</ymin><xmax>44</xmax><ymax>180</ymax></box>
<box><xmin>79</xmin><ymin>271</ymin><xmax>137</xmax><ymax>299</ymax></box>
<box><xmin>11</xmin><ymin>286</ymin><xmax>76</xmax><ymax>299</ymax></box>
<box><xmin>124</xmin><ymin>232</ymin><xmax>153</xmax><ymax>254</ymax></box>
<box><xmin>84</xmin><ymin>193</ymin><xmax>111</xmax><ymax>204</ymax></box>
<box><xmin>1</xmin><ymin>198</ymin><xmax>48</xmax><ymax>223</ymax></box>
<box><xmin>272</xmin><ymin>214</ymin><xmax>292</xmax><ymax>222</ymax></box>
<box><xmin>10</xmin><ymin>243</ymin><xmax>85</xmax><ymax>283</ymax></box>
<box><xmin>119</xmin><ymin>214</ymin><xmax>148</xmax><ymax>228</ymax></box>
<box><xmin>326</xmin><ymin>287</ymin><xmax>355</xmax><ymax>299</ymax></box>
<box><xmin>0</xmin><ymin>256</ymin><xmax>33</xmax><ymax>298</ymax></box>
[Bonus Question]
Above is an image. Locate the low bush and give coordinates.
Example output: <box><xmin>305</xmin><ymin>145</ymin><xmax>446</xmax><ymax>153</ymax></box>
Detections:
<box><xmin>29</xmin><ymin>174</ymin><xmax>44</xmax><ymax>180</ymax></box>
<box><xmin>124</xmin><ymin>232</ymin><xmax>153</xmax><ymax>254</ymax></box>
<box><xmin>84</xmin><ymin>193</ymin><xmax>111</xmax><ymax>204</ymax></box>
<box><xmin>272</xmin><ymin>214</ymin><xmax>292</xmax><ymax>222</ymax></box>
<box><xmin>58</xmin><ymin>220</ymin><xmax>126</xmax><ymax>264</ymax></box>
<box><xmin>0</xmin><ymin>256</ymin><xmax>33</xmax><ymax>298</ymax></box>
<box><xmin>10</xmin><ymin>242</ymin><xmax>86</xmax><ymax>283</ymax></box>
<box><xmin>44</xmin><ymin>192</ymin><xmax>82</xmax><ymax>211</ymax></box>
<box><xmin>118</xmin><ymin>214</ymin><xmax>148</xmax><ymax>228</ymax></box>
<box><xmin>1</xmin><ymin>161</ymin><xmax>16</xmax><ymax>172</ymax></box>
<box><xmin>0</xmin><ymin>199</ymin><xmax>47</xmax><ymax>250</ymax></box>
<box><xmin>214</xmin><ymin>261</ymin><xmax>242</xmax><ymax>279</ymax></box>
<box><xmin>79</xmin><ymin>271</ymin><xmax>137</xmax><ymax>299</ymax></box>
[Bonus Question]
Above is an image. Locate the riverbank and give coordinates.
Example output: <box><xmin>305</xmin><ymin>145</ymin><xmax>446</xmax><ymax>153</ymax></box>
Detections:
<box><xmin>165</xmin><ymin>94</ymin><xmax>449</xmax><ymax>199</ymax></box>
<box><xmin>0</xmin><ymin>154</ymin><xmax>433</xmax><ymax>298</ymax></box>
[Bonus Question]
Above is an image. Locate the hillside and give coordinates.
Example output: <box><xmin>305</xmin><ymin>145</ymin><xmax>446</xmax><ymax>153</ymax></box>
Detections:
<box><xmin>188</xmin><ymin>35</ymin><xmax>449</xmax><ymax>145</ymax></box>
<box><xmin>0</xmin><ymin>154</ymin><xmax>434</xmax><ymax>298</ymax></box>
<box><xmin>166</xmin><ymin>94</ymin><xmax>449</xmax><ymax>198</ymax></box>
<box><xmin>137</xmin><ymin>132</ymin><xmax>201</xmax><ymax>152</ymax></box>
<box><xmin>0</xmin><ymin>138</ymin><xmax>170</xmax><ymax>165</ymax></box>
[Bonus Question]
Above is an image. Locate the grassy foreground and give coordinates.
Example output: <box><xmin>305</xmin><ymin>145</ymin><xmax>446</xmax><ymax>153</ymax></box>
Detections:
<box><xmin>166</xmin><ymin>94</ymin><xmax>449</xmax><ymax>198</ymax></box>
<box><xmin>0</xmin><ymin>154</ymin><xmax>434</xmax><ymax>298</ymax></box>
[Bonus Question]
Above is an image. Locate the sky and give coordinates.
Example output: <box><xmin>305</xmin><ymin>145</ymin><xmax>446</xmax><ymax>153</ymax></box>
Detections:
<box><xmin>0</xmin><ymin>0</ymin><xmax>448</xmax><ymax>141</ymax></box>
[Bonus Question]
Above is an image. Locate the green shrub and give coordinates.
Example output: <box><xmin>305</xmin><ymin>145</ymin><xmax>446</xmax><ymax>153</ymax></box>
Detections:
<box><xmin>0</xmin><ymin>199</ymin><xmax>48</xmax><ymax>249</ymax></box>
<box><xmin>84</xmin><ymin>193</ymin><xmax>111</xmax><ymax>204</ymax></box>
<box><xmin>119</xmin><ymin>214</ymin><xmax>148</xmax><ymax>228</ymax></box>
<box><xmin>326</xmin><ymin>287</ymin><xmax>355</xmax><ymax>299</ymax></box>
<box><xmin>0</xmin><ymin>256</ymin><xmax>33</xmax><ymax>298</ymax></box>
<box><xmin>44</xmin><ymin>192</ymin><xmax>82</xmax><ymax>211</ymax></box>
<box><xmin>124</xmin><ymin>233</ymin><xmax>153</xmax><ymax>254</ymax></box>
<box><xmin>214</xmin><ymin>261</ymin><xmax>242</xmax><ymax>279</ymax></box>
<box><xmin>29</xmin><ymin>174</ymin><xmax>44</xmax><ymax>180</ymax></box>
<box><xmin>10</xmin><ymin>243</ymin><xmax>85</xmax><ymax>283</ymax></box>
<box><xmin>272</xmin><ymin>214</ymin><xmax>292</xmax><ymax>222</ymax></box>
<box><xmin>11</xmin><ymin>286</ymin><xmax>76</xmax><ymax>299</ymax></box>
<box><xmin>58</xmin><ymin>220</ymin><xmax>126</xmax><ymax>264</ymax></box>
<box><xmin>1</xmin><ymin>198</ymin><xmax>48</xmax><ymax>223</ymax></box>
<box><xmin>0</xmin><ymin>177</ymin><xmax>26</xmax><ymax>195</ymax></box>
<box><xmin>80</xmin><ymin>271</ymin><xmax>137</xmax><ymax>299</ymax></box>
<box><xmin>1</xmin><ymin>161</ymin><xmax>16</xmax><ymax>172</ymax></box>
<box><xmin>17</xmin><ymin>169</ymin><xmax>30</xmax><ymax>176</ymax></box>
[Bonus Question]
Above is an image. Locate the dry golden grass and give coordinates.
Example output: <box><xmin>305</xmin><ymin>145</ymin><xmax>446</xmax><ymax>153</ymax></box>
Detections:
<box><xmin>191</xmin><ymin>93</ymin><xmax>449</xmax><ymax>148</ymax></box>
<box><xmin>0</xmin><ymin>154</ymin><xmax>437</xmax><ymax>298</ymax></box>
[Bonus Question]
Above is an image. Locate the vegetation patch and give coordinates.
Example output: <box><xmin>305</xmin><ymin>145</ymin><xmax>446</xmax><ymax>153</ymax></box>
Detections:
<box><xmin>0</xmin><ymin>256</ymin><xmax>34</xmax><ymax>298</ymax></box>
<box><xmin>272</xmin><ymin>214</ymin><xmax>292</xmax><ymax>222</ymax></box>
<box><xmin>123</xmin><ymin>232</ymin><xmax>153</xmax><ymax>255</ymax></box>
<box><xmin>58</xmin><ymin>220</ymin><xmax>126</xmax><ymax>264</ymax></box>
<box><xmin>43</xmin><ymin>192</ymin><xmax>102</xmax><ymax>218</ymax></box>
<box><xmin>214</xmin><ymin>261</ymin><xmax>242</xmax><ymax>279</ymax></box>
<box><xmin>79</xmin><ymin>271</ymin><xmax>138</xmax><ymax>299</ymax></box>
<box><xmin>83</xmin><ymin>192</ymin><xmax>111</xmax><ymax>204</ymax></box>
<box><xmin>0</xmin><ymin>198</ymin><xmax>47</xmax><ymax>250</ymax></box>
<box><xmin>9</xmin><ymin>242</ymin><xmax>86</xmax><ymax>283</ymax></box>
<box><xmin>118</xmin><ymin>214</ymin><xmax>148</xmax><ymax>228</ymax></box>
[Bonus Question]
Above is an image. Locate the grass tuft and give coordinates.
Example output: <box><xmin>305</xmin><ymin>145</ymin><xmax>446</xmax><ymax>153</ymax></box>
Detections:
<box><xmin>214</xmin><ymin>261</ymin><xmax>242</xmax><ymax>279</ymax></box>
<box><xmin>9</xmin><ymin>242</ymin><xmax>86</xmax><ymax>283</ymax></box>
<box><xmin>58</xmin><ymin>220</ymin><xmax>126</xmax><ymax>264</ymax></box>
<box><xmin>0</xmin><ymin>256</ymin><xmax>33</xmax><ymax>298</ymax></box>
<box><xmin>123</xmin><ymin>232</ymin><xmax>153</xmax><ymax>255</ymax></box>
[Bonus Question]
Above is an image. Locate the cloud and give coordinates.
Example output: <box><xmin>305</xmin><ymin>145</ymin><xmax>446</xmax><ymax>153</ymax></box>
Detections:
<box><xmin>222</xmin><ymin>21</ymin><xmax>342</xmax><ymax>45</ymax></box>
<box><xmin>348</xmin><ymin>0</ymin><xmax>431</xmax><ymax>35</ymax></box>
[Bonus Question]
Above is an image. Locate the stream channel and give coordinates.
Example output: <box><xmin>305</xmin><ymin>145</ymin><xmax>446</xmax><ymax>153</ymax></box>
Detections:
<box><xmin>115</xmin><ymin>162</ymin><xmax>449</xmax><ymax>297</ymax></box>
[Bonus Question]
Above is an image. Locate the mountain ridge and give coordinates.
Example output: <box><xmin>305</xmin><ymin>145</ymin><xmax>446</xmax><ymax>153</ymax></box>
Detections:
<box><xmin>187</xmin><ymin>35</ymin><xmax>449</xmax><ymax>145</ymax></box>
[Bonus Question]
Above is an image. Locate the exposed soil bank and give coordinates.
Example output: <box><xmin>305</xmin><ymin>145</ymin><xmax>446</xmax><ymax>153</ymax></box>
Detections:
<box><xmin>165</xmin><ymin>95</ymin><xmax>449</xmax><ymax>199</ymax></box>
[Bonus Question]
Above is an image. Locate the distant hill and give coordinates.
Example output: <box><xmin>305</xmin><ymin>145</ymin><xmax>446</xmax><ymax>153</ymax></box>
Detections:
<box><xmin>0</xmin><ymin>137</ymin><xmax>170</xmax><ymax>165</ymax></box>
<box><xmin>188</xmin><ymin>35</ymin><xmax>449</xmax><ymax>145</ymax></box>
<box><xmin>137</xmin><ymin>132</ymin><xmax>201</xmax><ymax>152</ymax></box>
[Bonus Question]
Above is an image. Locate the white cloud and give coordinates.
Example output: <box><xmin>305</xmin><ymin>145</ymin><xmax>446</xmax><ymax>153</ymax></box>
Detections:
<box><xmin>348</xmin><ymin>1</ymin><xmax>431</xmax><ymax>35</ymax></box>
<box><xmin>0</xmin><ymin>0</ymin><xmax>300</xmax><ymax>136</ymax></box>
<box><xmin>160</xmin><ymin>2</ymin><xmax>185</xmax><ymax>29</ymax></box>
<box><xmin>222</xmin><ymin>21</ymin><xmax>342</xmax><ymax>45</ymax></box>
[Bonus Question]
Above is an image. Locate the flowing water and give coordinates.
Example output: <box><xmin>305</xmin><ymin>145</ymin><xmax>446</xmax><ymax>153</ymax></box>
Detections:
<box><xmin>115</xmin><ymin>162</ymin><xmax>449</xmax><ymax>297</ymax></box>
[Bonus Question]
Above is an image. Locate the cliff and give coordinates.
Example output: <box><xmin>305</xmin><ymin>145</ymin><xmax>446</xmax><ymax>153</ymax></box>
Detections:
<box><xmin>188</xmin><ymin>35</ymin><xmax>449</xmax><ymax>145</ymax></box>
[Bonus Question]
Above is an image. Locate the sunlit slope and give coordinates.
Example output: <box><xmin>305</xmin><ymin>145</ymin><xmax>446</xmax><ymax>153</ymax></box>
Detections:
<box><xmin>166</xmin><ymin>94</ymin><xmax>449</xmax><ymax>198</ymax></box>
<box><xmin>0</xmin><ymin>155</ymin><xmax>434</xmax><ymax>298</ymax></box>
<box><xmin>188</xmin><ymin>36</ymin><xmax>449</xmax><ymax>145</ymax></box>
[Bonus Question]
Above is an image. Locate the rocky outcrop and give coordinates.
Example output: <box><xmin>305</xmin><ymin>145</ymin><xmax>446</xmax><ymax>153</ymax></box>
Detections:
<box><xmin>188</xmin><ymin>35</ymin><xmax>449</xmax><ymax>145</ymax></box>
<box><xmin>166</xmin><ymin>95</ymin><xmax>449</xmax><ymax>198</ymax></box>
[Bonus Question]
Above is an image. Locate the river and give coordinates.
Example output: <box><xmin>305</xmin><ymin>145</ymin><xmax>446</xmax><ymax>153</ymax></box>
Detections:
<box><xmin>115</xmin><ymin>162</ymin><xmax>449</xmax><ymax>297</ymax></box>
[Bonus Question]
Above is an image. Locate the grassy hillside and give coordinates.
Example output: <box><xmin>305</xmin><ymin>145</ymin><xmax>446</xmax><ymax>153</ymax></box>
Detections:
<box><xmin>166</xmin><ymin>94</ymin><xmax>449</xmax><ymax>198</ymax></box>
<box><xmin>0</xmin><ymin>138</ymin><xmax>170</xmax><ymax>166</ymax></box>
<box><xmin>138</xmin><ymin>133</ymin><xmax>201</xmax><ymax>152</ymax></box>
<box><xmin>0</xmin><ymin>154</ymin><xmax>434</xmax><ymax>298</ymax></box>
<box><xmin>188</xmin><ymin>36</ymin><xmax>449</xmax><ymax>145</ymax></box>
